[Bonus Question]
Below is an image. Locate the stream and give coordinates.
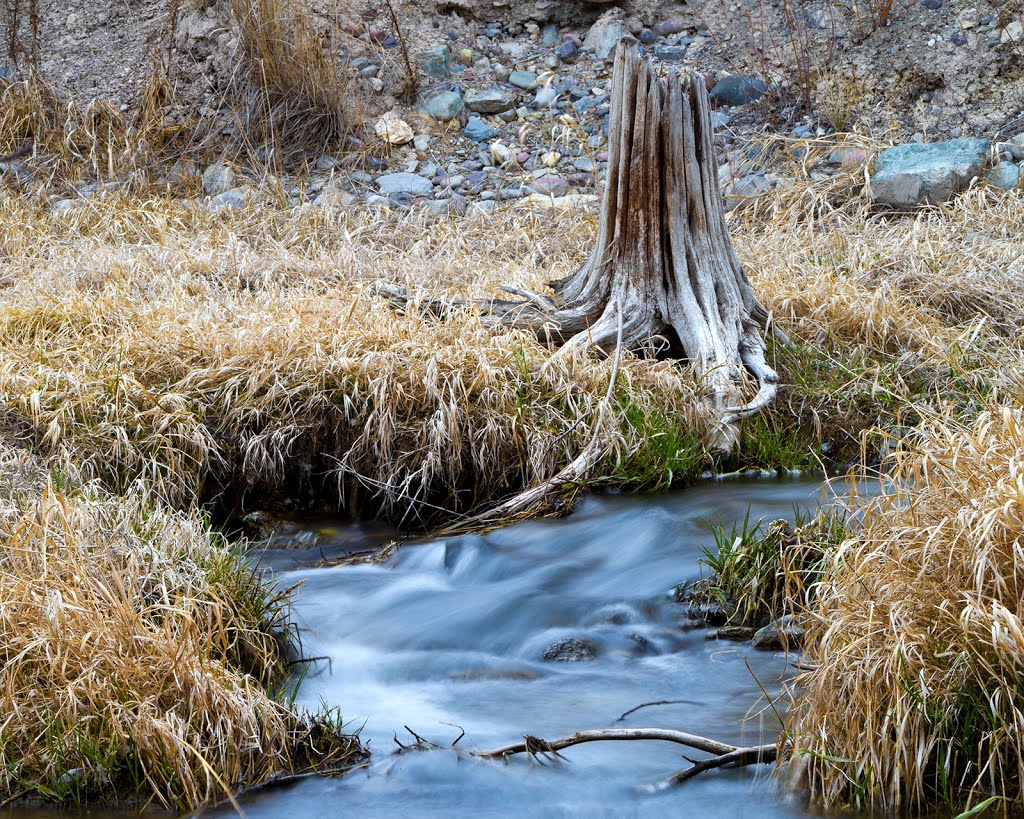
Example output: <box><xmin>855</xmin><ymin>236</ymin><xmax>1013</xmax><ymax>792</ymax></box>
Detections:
<box><xmin>223</xmin><ymin>477</ymin><xmax>857</xmax><ymax>819</ymax></box>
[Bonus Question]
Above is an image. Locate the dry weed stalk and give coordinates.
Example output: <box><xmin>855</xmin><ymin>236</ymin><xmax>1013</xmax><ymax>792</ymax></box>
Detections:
<box><xmin>229</xmin><ymin>0</ymin><xmax>347</xmax><ymax>152</ymax></box>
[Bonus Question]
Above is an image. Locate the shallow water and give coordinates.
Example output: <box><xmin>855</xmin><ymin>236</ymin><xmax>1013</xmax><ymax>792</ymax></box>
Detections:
<box><xmin>217</xmin><ymin>477</ymin><xmax>860</xmax><ymax>819</ymax></box>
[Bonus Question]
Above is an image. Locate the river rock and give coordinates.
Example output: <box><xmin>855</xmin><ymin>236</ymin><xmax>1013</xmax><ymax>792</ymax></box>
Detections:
<box><xmin>202</xmin><ymin>163</ymin><xmax>237</xmax><ymax>196</ymax></box>
<box><xmin>374</xmin><ymin>111</ymin><xmax>414</xmax><ymax>145</ymax></box>
<box><xmin>542</xmin><ymin>638</ymin><xmax>597</xmax><ymax>662</ymax></box>
<box><xmin>716</xmin><ymin>625</ymin><xmax>757</xmax><ymax>640</ymax></box>
<box><xmin>465</xmin><ymin>88</ymin><xmax>513</xmax><ymax>114</ymax></box>
<box><xmin>555</xmin><ymin>41</ymin><xmax>580</xmax><ymax>63</ymax></box>
<box><xmin>417</xmin><ymin>45</ymin><xmax>450</xmax><ymax>79</ymax></box>
<box><xmin>653</xmin><ymin>44</ymin><xmax>687</xmax><ymax>62</ymax></box>
<box><xmin>868</xmin><ymin>137</ymin><xmax>991</xmax><ymax>208</ymax></box>
<box><xmin>529</xmin><ymin>175</ymin><xmax>569</xmax><ymax>197</ymax></box>
<box><xmin>584</xmin><ymin>8</ymin><xmax>630</xmax><ymax>60</ymax></box>
<box><xmin>376</xmin><ymin>172</ymin><xmax>434</xmax><ymax>197</ymax></box>
<box><xmin>464</xmin><ymin>116</ymin><xmax>499</xmax><ymax>142</ymax></box>
<box><xmin>417</xmin><ymin>89</ymin><xmax>465</xmax><ymax>122</ymax></box>
<box><xmin>653</xmin><ymin>19</ymin><xmax>685</xmax><ymax>36</ymax></box>
<box><xmin>985</xmin><ymin>161</ymin><xmax>1021</xmax><ymax>190</ymax></box>
<box><xmin>752</xmin><ymin>614</ymin><xmax>806</xmax><ymax>650</ymax></box>
<box><xmin>710</xmin><ymin>75</ymin><xmax>769</xmax><ymax>106</ymax></box>
<box><xmin>207</xmin><ymin>186</ymin><xmax>254</xmax><ymax>211</ymax></box>
<box><xmin>508</xmin><ymin>70</ymin><xmax>538</xmax><ymax>90</ymax></box>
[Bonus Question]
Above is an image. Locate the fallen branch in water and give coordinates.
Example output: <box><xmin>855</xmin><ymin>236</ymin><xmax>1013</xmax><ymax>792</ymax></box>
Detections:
<box><xmin>648</xmin><ymin>744</ymin><xmax>777</xmax><ymax>791</ymax></box>
<box><xmin>474</xmin><ymin>728</ymin><xmax>778</xmax><ymax>788</ymax></box>
<box><xmin>614</xmin><ymin>699</ymin><xmax>699</xmax><ymax>722</ymax></box>
<box><xmin>475</xmin><ymin>728</ymin><xmax>736</xmax><ymax>760</ymax></box>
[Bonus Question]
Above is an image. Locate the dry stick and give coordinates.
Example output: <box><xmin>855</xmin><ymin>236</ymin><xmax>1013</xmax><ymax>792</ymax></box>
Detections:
<box><xmin>381</xmin><ymin>0</ymin><xmax>417</xmax><ymax>102</ymax></box>
<box><xmin>475</xmin><ymin>728</ymin><xmax>737</xmax><ymax>760</ymax></box>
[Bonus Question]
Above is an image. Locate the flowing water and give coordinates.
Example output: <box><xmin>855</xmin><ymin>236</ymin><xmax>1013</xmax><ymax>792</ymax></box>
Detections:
<box><xmin>221</xmin><ymin>477</ymin><xmax>859</xmax><ymax>819</ymax></box>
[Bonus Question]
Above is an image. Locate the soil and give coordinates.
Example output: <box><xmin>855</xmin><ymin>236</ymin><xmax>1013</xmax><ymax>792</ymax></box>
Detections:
<box><xmin>3</xmin><ymin>0</ymin><xmax>1024</xmax><ymax>144</ymax></box>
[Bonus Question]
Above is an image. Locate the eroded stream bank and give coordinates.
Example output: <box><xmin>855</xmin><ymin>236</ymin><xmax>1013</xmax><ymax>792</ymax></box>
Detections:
<box><xmin>215</xmin><ymin>478</ymin><xmax>860</xmax><ymax>818</ymax></box>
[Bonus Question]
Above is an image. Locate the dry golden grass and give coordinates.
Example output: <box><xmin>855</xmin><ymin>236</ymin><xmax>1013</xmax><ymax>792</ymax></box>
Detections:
<box><xmin>0</xmin><ymin>192</ymin><xmax>712</xmax><ymax>524</ymax></box>
<box><xmin>4</xmin><ymin>119</ymin><xmax>1024</xmax><ymax>811</ymax></box>
<box><xmin>786</xmin><ymin>407</ymin><xmax>1024</xmax><ymax>812</ymax></box>
<box><xmin>0</xmin><ymin>68</ymin><xmax>193</xmax><ymax>186</ymax></box>
<box><xmin>0</xmin><ymin>442</ymin><xmax>362</xmax><ymax>809</ymax></box>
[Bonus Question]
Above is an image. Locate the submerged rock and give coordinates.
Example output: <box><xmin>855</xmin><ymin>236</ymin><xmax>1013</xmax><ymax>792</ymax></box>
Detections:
<box><xmin>868</xmin><ymin>137</ymin><xmax>991</xmax><ymax>207</ymax></box>
<box><xmin>542</xmin><ymin>638</ymin><xmax>597</xmax><ymax>662</ymax></box>
<box><xmin>752</xmin><ymin>614</ymin><xmax>806</xmax><ymax>650</ymax></box>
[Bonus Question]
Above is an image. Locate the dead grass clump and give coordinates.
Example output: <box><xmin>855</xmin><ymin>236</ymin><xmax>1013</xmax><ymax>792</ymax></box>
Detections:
<box><xmin>0</xmin><ymin>196</ymin><xmax>711</xmax><ymax>524</ymax></box>
<box><xmin>0</xmin><ymin>442</ymin><xmax>363</xmax><ymax>809</ymax></box>
<box><xmin>786</xmin><ymin>408</ymin><xmax>1024</xmax><ymax>811</ymax></box>
<box><xmin>0</xmin><ymin>67</ymin><xmax>193</xmax><ymax>185</ymax></box>
<box><xmin>229</xmin><ymin>0</ymin><xmax>347</xmax><ymax>152</ymax></box>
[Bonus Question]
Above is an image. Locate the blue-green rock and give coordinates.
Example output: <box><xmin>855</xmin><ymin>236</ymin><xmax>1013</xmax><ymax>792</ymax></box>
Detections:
<box><xmin>417</xmin><ymin>89</ymin><xmax>465</xmax><ymax>122</ymax></box>
<box><xmin>417</xmin><ymin>46</ymin><xmax>450</xmax><ymax>79</ymax></box>
<box><xmin>869</xmin><ymin>138</ymin><xmax>991</xmax><ymax>207</ymax></box>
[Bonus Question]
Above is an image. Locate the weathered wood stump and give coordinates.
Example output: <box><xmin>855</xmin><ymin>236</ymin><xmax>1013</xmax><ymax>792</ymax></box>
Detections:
<box><xmin>381</xmin><ymin>41</ymin><xmax>778</xmax><ymax>466</ymax></box>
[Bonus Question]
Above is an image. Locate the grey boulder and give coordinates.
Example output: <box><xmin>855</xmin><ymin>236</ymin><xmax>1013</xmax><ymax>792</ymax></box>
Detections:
<box><xmin>869</xmin><ymin>138</ymin><xmax>991</xmax><ymax>207</ymax></box>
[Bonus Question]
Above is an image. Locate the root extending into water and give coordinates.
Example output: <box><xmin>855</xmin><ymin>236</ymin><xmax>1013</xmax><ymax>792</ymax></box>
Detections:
<box><xmin>474</xmin><ymin>728</ymin><xmax>776</xmax><ymax>789</ymax></box>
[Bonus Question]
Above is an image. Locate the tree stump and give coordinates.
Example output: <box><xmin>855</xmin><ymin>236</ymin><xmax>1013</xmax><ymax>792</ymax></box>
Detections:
<box><xmin>499</xmin><ymin>44</ymin><xmax>776</xmax><ymax>443</ymax></box>
<box><xmin>381</xmin><ymin>42</ymin><xmax>778</xmax><ymax>451</ymax></box>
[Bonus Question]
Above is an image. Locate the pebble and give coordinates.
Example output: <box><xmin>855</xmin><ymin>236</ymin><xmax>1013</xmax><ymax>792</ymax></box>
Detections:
<box><xmin>202</xmin><ymin>163</ymin><xmax>237</xmax><ymax>196</ymax></box>
<box><xmin>556</xmin><ymin>41</ymin><xmax>580</xmax><ymax>63</ymax></box>
<box><xmin>529</xmin><ymin>175</ymin><xmax>569</xmax><ymax>197</ymax></box>
<box><xmin>465</xmin><ymin>116</ymin><xmax>499</xmax><ymax>142</ymax></box>
<box><xmin>653</xmin><ymin>19</ymin><xmax>685</xmax><ymax>36</ymax></box>
<box><xmin>417</xmin><ymin>90</ymin><xmax>465</xmax><ymax>122</ymax></box>
<box><xmin>465</xmin><ymin>88</ymin><xmax>514</xmax><ymax>114</ymax></box>
<box><xmin>376</xmin><ymin>172</ymin><xmax>434</xmax><ymax>196</ymax></box>
<box><xmin>710</xmin><ymin>75</ymin><xmax>769</xmax><ymax>106</ymax></box>
<box><xmin>653</xmin><ymin>45</ymin><xmax>687</xmax><ymax>62</ymax></box>
<box><xmin>508</xmin><ymin>70</ymin><xmax>539</xmax><ymax>90</ymax></box>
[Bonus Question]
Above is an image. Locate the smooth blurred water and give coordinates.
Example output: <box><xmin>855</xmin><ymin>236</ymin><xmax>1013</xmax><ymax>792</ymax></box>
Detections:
<box><xmin>216</xmin><ymin>478</ymin><xmax>861</xmax><ymax>819</ymax></box>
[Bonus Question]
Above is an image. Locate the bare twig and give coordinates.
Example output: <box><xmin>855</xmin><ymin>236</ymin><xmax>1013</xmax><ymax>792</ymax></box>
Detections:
<box><xmin>381</xmin><ymin>0</ymin><xmax>418</xmax><ymax>102</ymax></box>
<box><xmin>614</xmin><ymin>700</ymin><xmax>699</xmax><ymax>723</ymax></box>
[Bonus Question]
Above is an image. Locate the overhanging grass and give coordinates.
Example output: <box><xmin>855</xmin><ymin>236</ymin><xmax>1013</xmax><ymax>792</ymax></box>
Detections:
<box><xmin>786</xmin><ymin>408</ymin><xmax>1024</xmax><ymax>812</ymax></box>
<box><xmin>0</xmin><ymin>443</ymin><xmax>363</xmax><ymax>809</ymax></box>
